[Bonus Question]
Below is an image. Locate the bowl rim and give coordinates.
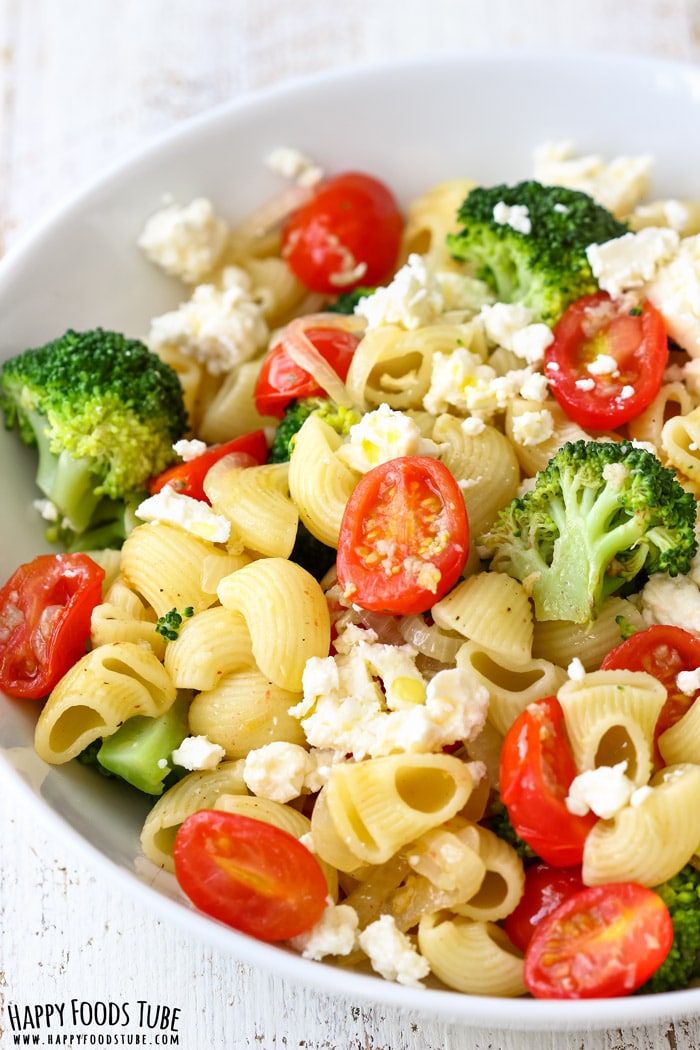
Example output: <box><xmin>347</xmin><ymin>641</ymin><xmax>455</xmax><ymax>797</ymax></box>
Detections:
<box><xmin>2</xmin><ymin>46</ymin><xmax>700</xmax><ymax>1031</ymax></box>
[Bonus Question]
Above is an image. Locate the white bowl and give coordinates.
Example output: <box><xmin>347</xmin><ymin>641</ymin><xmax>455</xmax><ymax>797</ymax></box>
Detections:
<box><xmin>2</xmin><ymin>49</ymin><xmax>700</xmax><ymax>1032</ymax></box>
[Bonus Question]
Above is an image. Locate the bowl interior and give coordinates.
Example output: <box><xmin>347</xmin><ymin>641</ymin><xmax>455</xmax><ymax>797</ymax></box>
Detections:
<box><xmin>2</xmin><ymin>50</ymin><xmax>700</xmax><ymax>1030</ymax></box>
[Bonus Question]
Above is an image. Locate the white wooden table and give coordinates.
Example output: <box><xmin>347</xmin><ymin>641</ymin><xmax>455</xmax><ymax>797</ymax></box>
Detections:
<box><xmin>2</xmin><ymin>2</ymin><xmax>700</xmax><ymax>1048</ymax></box>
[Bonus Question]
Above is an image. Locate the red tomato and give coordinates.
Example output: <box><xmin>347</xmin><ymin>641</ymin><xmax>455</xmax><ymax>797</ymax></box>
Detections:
<box><xmin>0</xmin><ymin>553</ymin><xmax>105</xmax><ymax>699</ymax></box>
<box><xmin>254</xmin><ymin>326</ymin><xmax>361</xmax><ymax>419</ymax></box>
<box><xmin>336</xmin><ymin>456</ymin><xmax>469</xmax><ymax>616</ymax></box>
<box><xmin>173</xmin><ymin>810</ymin><xmax>328</xmax><ymax>941</ymax></box>
<box><xmin>499</xmin><ymin>696</ymin><xmax>598</xmax><ymax>866</ymax></box>
<box><xmin>148</xmin><ymin>430</ymin><xmax>268</xmax><ymax>502</ymax></box>
<box><xmin>524</xmin><ymin>882</ymin><xmax>673</xmax><ymax>998</ymax></box>
<box><xmin>504</xmin><ymin>862</ymin><xmax>586</xmax><ymax>952</ymax></box>
<box><xmin>544</xmin><ymin>292</ymin><xmax>668</xmax><ymax>429</ymax></box>
<box><xmin>281</xmin><ymin>172</ymin><xmax>403</xmax><ymax>294</ymax></box>
<box><xmin>601</xmin><ymin>624</ymin><xmax>700</xmax><ymax>745</ymax></box>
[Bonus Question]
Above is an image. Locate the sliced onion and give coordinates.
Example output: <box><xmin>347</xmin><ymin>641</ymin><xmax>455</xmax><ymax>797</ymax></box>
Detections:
<box><xmin>281</xmin><ymin>314</ymin><xmax>365</xmax><ymax>409</ymax></box>
<box><xmin>231</xmin><ymin>185</ymin><xmax>315</xmax><ymax>243</ymax></box>
<box><xmin>399</xmin><ymin>614</ymin><xmax>464</xmax><ymax>663</ymax></box>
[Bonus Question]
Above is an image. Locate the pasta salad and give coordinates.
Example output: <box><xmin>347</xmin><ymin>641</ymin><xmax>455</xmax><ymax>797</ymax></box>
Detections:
<box><xmin>3</xmin><ymin>141</ymin><xmax>700</xmax><ymax>999</ymax></box>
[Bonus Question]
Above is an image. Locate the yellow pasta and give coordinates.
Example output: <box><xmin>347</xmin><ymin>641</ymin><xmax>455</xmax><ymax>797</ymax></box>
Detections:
<box><xmin>34</xmin><ymin>642</ymin><xmax>176</xmax><ymax>764</ymax></box>
<box><xmin>627</xmin><ymin>380</ymin><xmax>694</xmax><ymax>453</ymax></box>
<box><xmin>205</xmin><ymin>460</ymin><xmax>298</xmax><ymax>558</ymax></box>
<box><xmin>658</xmin><ymin>700</ymin><xmax>700</xmax><ymax>765</ymax></box>
<box><xmin>452</xmin><ymin>824</ymin><xmax>525</xmax><ymax>923</ymax></box>
<box><xmin>90</xmin><ymin>576</ymin><xmax>164</xmax><ymax>657</ymax></box>
<box><xmin>120</xmin><ymin>522</ymin><xmax>223</xmax><ymax>617</ymax></box>
<box><xmin>163</xmin><ymin>606</ymin><xmax>254</xmax><ymax>690</ymax></box>
<box><xmin>197</xmin><ymin>359</ymin><xmax>280</xmax><ymax>444</ymax></box>
<box><xmin>531</xmin><ymin>596</ymin><xmax>646</xmax><ymax>671</ymax></box>
<box><xmin>217</xmin><ymin>558</ymin><xmax>331</xmax><ymax>692</ymax></box>
<box><xmin>187</xmin><ymin>668</ymin><xmax>306</xmax><ymax>756</ymax></box>
<box><xmin>399</xmin><ymin>179</ymin><xmax>476</xmax><ymax>265</ymax></box>
<box><xmin>140</xmin><ymin>761</ymin><xmax>248</xmax><ymax>871</ymax></box>
<box><xmin>288</xmin><ymin>414</ymin><xmax>361</xmax><ymax>548</ymax></box>
<box><xmin>661</xmin><ymin>407</ymin><xmax>700</xmax><ymax>491</ymax></box>
<box><xmin>432</xmin><ymin>572</ymin><xmax>534</xmax><ymax>665</ymax></box>
<box><xmin>417</xmin><ymin>913</ymin><xmax>526</xmax><ymax>997</ymax></box>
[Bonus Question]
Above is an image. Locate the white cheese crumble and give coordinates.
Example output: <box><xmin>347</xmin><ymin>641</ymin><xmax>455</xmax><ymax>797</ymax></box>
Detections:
<box><xmin>290</xmin><ymin>629</ymin><xmax>489</xmax><ymax>760</ymax></box>
<box><xmin>357</xmin><ymin>915</ymin><xmax>430</xmax><ymax>987</ymax></box>
<box><xmin>354</xmin><ymin>253</ymin><xmax>444</xmax><ymax>330</ymax></box>
<box><xmin>641</xmin><ymin>573</ymin><xmax>700</xmax><ymax>634</ymax></box>
<box><xmin>135</xmin><ymin>484</ymin><xmax>231</xmax><ymax>543</ymax></box>
<box><xmin>645</xmin><ymin>233</ymin><xmax>700</xmax><ymax>356</ymax></box>
<box><xmin>493</xmin><ymin>201</ymin><xmax>531</xmax><ymax>235</ymax></box>
<box><xmin>567</xmin><ymin>657</ymin><xmax>586</xmax><ymax>681</ymax></box>
<box><xmin>147</xmin><ymin>265</ymin><xmax>269</xmax><ymax>375</ymax></box>
<box><xmin>510</xmin><ymin>322</ymin><xmax>554</xmax><ymax>365</ymax></box>
<box><xmin>587</xmin><ymin>353</ymin><xmax>619</xmax><ymax>377</ymax></box>
<box><xmin>289</xmin><ymin>903</ymin><xmax>360</xmax><ymax>961</ymax></box>
<box><xmin>265</xmin><ymin>146</ymin><xmax>323</xmax><ymax>187</ymax></box>
<box><xmin>171</xmin><ymin>735</ymin><xmax>226</xmax><ymax>771</ymax></box>
<box><xmin>677</xmin><ymin>667</ymin><xmax>700</xmax><ymax>696</ymax></box>
<box><xmin>565</xmin><ymin>761</ymin><xmax>636</xmax><ymax>819</ymax></box>
<box><xmin>586</xmin><ymin>227</ymin><xmax>680</xmax><ymax>299</ymax></box>
<box><xmin>335</xmin><ymin>403</ymin><xmax>443</xmax><ymax>473</ymax></box>
<box><xmin>172</xmin><ymin>438</ymin><xmax>208</xmax><ymax>462</ymax></box>
<box><xmin>479</xmin><ymin>302</ymin><xmax>533</xmax><ymax>350</ymax></box>
<box><xmin>510</xmin><ymin>408</ymin><xmax>554</xmax><ymax>447</ymax></box>
<box><xmin>243</xmin><ymin>741</ymin><xmax>310</xmax><ymax>803</ymax></box>
<box><xmin>138</xmin><ymin>197</ymin><xmax>230</xmax><ymax>284</ymax></box>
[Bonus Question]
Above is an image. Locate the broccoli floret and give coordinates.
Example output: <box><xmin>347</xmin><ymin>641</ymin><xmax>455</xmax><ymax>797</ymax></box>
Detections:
<box><xmin>487</xmin><ymin>798</ymin><xmax>539</xmax><ymax>861</ymax></box>
<box><xmin>155</xmin><ymin>606</ymin><xmax>195</xmax><ymax>642</ymax></box>
<box><xmin>0</xmin><ymin>328</ymin><xmax>188</xmax><ymax>548</ymax></box>
<box><xmin>640</xmin><ymin>864</ymin><xmax>700</xmax><ymax>994</ymax></box>
<box><xmin>480</xmin><ymin>439</ymin><xmax>698</xmax><ymax>624</ymax></box>
<box><xmin>267</xmin><ymin>396</ymin><xmax>361</xmax><ymax>464</ymax></box>
<box><xmin>92</xmin><ymin>692</ymin><xmax>191</xmax><ymax>796</ymax></box>
<box><xmin>323</xmin><ymin>286</ymin><xmax>376</xmax><ymax>314</ymax></box>
<box><xmin>446</xmin><ymin>180</ymin><xmax>628</xmax><ymax>325</ymax></box>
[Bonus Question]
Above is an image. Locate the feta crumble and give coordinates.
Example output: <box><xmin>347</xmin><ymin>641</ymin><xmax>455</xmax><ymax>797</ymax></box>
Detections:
<box><xmin>586</xmin><ymin>226</ymin><xmax>680</xmax><ymax>299</ymax></box>
<box><xmin>138</xmin><ymin>197</ymin><xmax>230</xmax><ymax>284</ymax></box>
<box><xmin>172</xmin><ymin>438</ymin><xmax>208</xmax><ymax>462</ymax></box>
<box><xmin>243</xmin><ymin>741</ymin><xmax>310</xmax><ymax>803</ymax></box>
<box><xmin>645</xmin><ymin>233</ymin><xmax>700</xmax><ymax>356</ymax></box>
<box><xmin>566</xmin><ymin>761</ymin><xmax>636</xmax><ymax>819</ymax></box>
<box><xmin>336</xmin><ymin>403</ymin><xmax>443</xmax><ymax>473</ymax></box>
<box><xmin>135</xmin><ymin>484</ymin><xmax>231</xmax><ymax>543</ymax></box>
<box><xmin>357</xmin><ymin>915</ymin><xmax>430</xmax><ymax>987</ymax></box>
<box><xmin>493</xmin><ymin>201</ymin><xmax>531</xmax><ymax>235</ymax></box>
<box><xmin>533</xmin><ymin>141</ymin><xmax>653</xmax><ymax>217</ymax></box>
<box><xmin>290</xmin><ymin>903</ymin><xmax>360</xmax><ymax>961</ymax></box>
<box><xmin>265</xmin><ymin>146</ymin><xmax>323</xmax><ymax>187</ymax></box>
<box><xmin>171</xmin><ymin>735</ymin><xmax>225</xmax><ymax>771</ymax></box>
<box><xmin>510</xmin><ymin>408</ymin><xmax>554</xmax><ymax>447</ymax></box>
<box><xmin>354</xmin><ymin>254</ymin><xmax>444</xmax><ymax>330</ymax></box>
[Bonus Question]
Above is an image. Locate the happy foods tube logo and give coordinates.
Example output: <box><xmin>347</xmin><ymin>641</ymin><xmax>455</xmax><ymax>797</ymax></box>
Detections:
<box><xmin>3</xmin><ymin>1000</ymin><xmax>181</xmax><ymax>1046</ymax></box>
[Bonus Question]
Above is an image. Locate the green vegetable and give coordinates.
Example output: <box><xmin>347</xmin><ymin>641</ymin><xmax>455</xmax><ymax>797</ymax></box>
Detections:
<box><xmin>267</xmin><ymin>396</ymin><xmax>361</xmax><ymax>464</ymax></box>
<box><xmin>480</xmin><ymin>439</ymin><xmax>698</xmax><ymax>624</ymax></box>
<box><xmin>0</xmin><ymin>327</ymin><xmax>188</xmax><ymax>549</ymax></box>
<box><xmin>641</xmin><ymin>863</ymin><xmax>700</xmax><ymax>993</ymax></box>
<box><xmin>93</xmin><ymin>693</ymin><xmax>191</xmax><ymax>795</ymax></box>
<box><xmin>323</xmin><ymin>286</ymin><xmax>376</xmax><ymax>314</ymax></box>
<box><xmin>155</xmin><ymin>606</ymin><xmax>195</xmax><ymax>642</ymax></box>
<box><xmin>487</xmin><ymin>798</ymin><xmax>539</xmax><ymax>861</ymax></box>
<box><xmin>446</xmin><ymin>180</ymin><xmax>627</xmax><ymax>325</ymax></box>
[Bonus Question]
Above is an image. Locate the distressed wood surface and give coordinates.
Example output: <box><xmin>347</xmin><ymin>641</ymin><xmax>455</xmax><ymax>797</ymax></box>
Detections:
<box><xmin>2</xmin><ymin>2</ymin><xmax>700</xmax><ymax>1048</ymax></box>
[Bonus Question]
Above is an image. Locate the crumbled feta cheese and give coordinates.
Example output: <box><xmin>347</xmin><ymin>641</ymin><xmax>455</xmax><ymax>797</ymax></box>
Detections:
<box><xmin>357</xmin><ymin>915</ymin><xmax>430</xmax><ymax>987</ymax></box>
<box><xmin>587</xmin><ymin>353</ymin><xmax>619</xmax><ymax>376</ymax></box>
<box><xmin>518</xmin><ymin>371</ymin><xmax>550</xmax><ymax>402</ymax></box>
<box><xmin>171</xmin><ymin>735</ymin><xmax>225</xmax><ymax>771</ymax></box>
<box><xmin>138</xmin><ymin>197</ymin><xmax>230</xmax><ymax>284</ymax></box>
<box><xmin>567</xmin><ymin>657</ymin><xmax>586</xmax><ymax>681</ymax></box>
<box><xmin>586</xmin><ymin>227</ymin><xmax>680</xmax><ymax>299</ymax></box>
<box><xmin>147</xmin><ymin>265</ymin><xmax>269</xmax><ymax>374</ymax></box>
<box><xmin>677</xmin><ymin>667</ymin><xmax>700</xmax><ymax>696</ymax></box>
<box><xmin>641</xmin><ymin>573</ymin><xmax>700</xmax><ymax>634</ymax></box>
<box><xmin>336</xmin><ymin>403</ymin><xmax>443</xmax><ymax>473</ymax></box>
<box><xmin>533</xmin><ymin>141</ymin><xmax>653</xmax><ymax>217</ymax></box>
<box><xmin>33</xmin><ymin>498</ymin><xmax>59</xmax><ymax>522</ymax></box>
<box><xmin>243</xmin><ymin>741</ymin><xmax>310</xmax><ymax>803</ymax></box>
<box><xmin>575</xmin><ymin>377</ymin><xmax>596</xmax><ymax>392</ymax></box>
<box><xmin>566</xmin><ymin>761</ymin><xmax>636</xmax><ymax>819</ymax></box>
<box><xmin>480</xmin><ymin>302</ymin><xmax>533</xmax><ymax>350</ymax></box>
<box><xmin>355</xmin><ymin>254</ymin><xmax>444</xmax><ymax>330</ymax></box>
<box><xmin>510</xmin><ymin>323</ymin><xmax>554</xmax><ymax>365</ymax></box>
<box><xmin>645</xmin><ymin>234</ymin><xmax>700</xmax><ymax>356</ymax></box>
<box><xmin>510</xmin><ymin>408</ymin><xmax>554</xmax><ymax>447</ymax></box>
<box><xmin>291</xmin><ymin>632</ymin><xmax>488</xmax><ymax>760</ymax></box>
<box><xmin>423</xmin><ymin>347</ymin><xmax>499</xmax><ymax>418</ymax></box>
<box><xmin>493</xmin><ymin>201</ymin><xmax>531</xmax><ymax>235</ymax></box>
<box><xmin>265</xmin><ymin>146</ymin><xmax>323</xmax><ymax>187</ymax></box>
<box><xmin>461</xmin><ymin>416</ymin><xmax>486</xmax><ymax>436</ymax></box>
<box><xmin>631</xmin><ymin>198</ymin><xmax>695</xmax><ymax>235</ymax></box>
<box><xmin>172</xmin><ymin>438</ymin><xmax>208</xmax><ymax>461</ymax></box>
<box><xmin>135</xmin><ymin>484</ymin><xmax>231</xmax><ymax>543</ymax></box>
<box><xmin>290</xmin><ymin>903</ymin><xmax>360</xmax><ymax>960</ymax></box>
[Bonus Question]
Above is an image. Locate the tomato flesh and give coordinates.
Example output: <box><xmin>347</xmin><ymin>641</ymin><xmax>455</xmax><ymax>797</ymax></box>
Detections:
<box><xmin>504</xmin><ymin>862</ymin><xmax>586</xmax><ymax>952</ymax></box>
<box><xmin>336</xmin><ymin>456</ymin><xmax>469</xmax><ymax>616</ymax></box>
<box><xmin>173</xmin><ymin>810</ymin><xmax>328</xmax><ymax>941</ymax></box>
<box><xmin>254</xmin><ymin>326</ymin><xmax>360</xmax><ymax>419</ymax></box>
<box><xmin>499</xmin><ymin>696</ymin><xmax>598</xmax><ymax>866</ymax></box>
<box><xmin>148</xmin><ymin>430</ymin><xmax>269</xmax><ymax>502</ymax></box>
<box><xmin>281</xmin><ymin>172</ymin><xmax>403</xmax><ymax>295</ymax></box>
<box><xmin>0</xmin><ymin>552</ymin><xmax>105</xmax><ymax>699</ymax></box>
<box><xmin>544</xmin><ymin>292</ymin><xmax>668</xmax><ymax>429</ymax></box>
<box><xmin>524</xmin><ymin>882</ymin><xmax>673</xmax><ymax>998</ymax></box>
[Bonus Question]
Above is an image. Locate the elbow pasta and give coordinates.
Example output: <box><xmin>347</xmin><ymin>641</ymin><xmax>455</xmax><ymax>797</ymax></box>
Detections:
<box><xmin>25</xmin><ymin>160</ymin><xmax>700</xmax><ymax>1002</ymax></box>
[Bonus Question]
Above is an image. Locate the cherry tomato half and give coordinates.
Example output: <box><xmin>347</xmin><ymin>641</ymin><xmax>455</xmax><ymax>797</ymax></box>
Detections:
<box><xmin>336</xmin><ymin>456</ymin><xmax>469</xmax><ymax>616</ymax></box>
<box><xmin>148</xmin><ymin>430</ymin><xmax>269</xmax><ymax>502</ymax></box>
<box><xmin>173</xmin><ymin>810</ymin><xmax>328</xmax><ymax>942</ymax></box>
<box><xmin>524</xmin><ymin>882</ymin><xmax>673</xmax><ymax>999</ymax></box>
<box><xmin>503</xmin><ymin>862</ymin><xmax>586</xmax><ymax>952</ymax></box>
<box><xmin>0</xmin><ymin>552</ymin><xmax>105</xmax><ymax>699</ymax></box>
<box><xmin>499</xmin><ymin>696</ymin><xmax>598</xmax><ymax>866</ymax></box>
<box><xmin>601</xmin><ymin>624</ymin><xmax>700</xmax><ymax>749</ymax></box>
<box><xmin>254</xmin><ymin>326</ymin><xmax>361</xmax><ymax>419</ymax></box>
<box><xmin>544</xmin><ymin>292</ymin><xmax>668</xmax><ymax>429</ymax></box>
<box><xmin>281</xmin><ymin>172</ymin><xmax>403</xmax><ymax>294</ymax></box>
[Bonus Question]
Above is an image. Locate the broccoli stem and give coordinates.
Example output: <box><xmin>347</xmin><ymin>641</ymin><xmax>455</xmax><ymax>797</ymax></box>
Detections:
<box><xmin>95</xmin><ymin>693</ymin><xmax>190</xmax><ymax>795</ymax></box>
